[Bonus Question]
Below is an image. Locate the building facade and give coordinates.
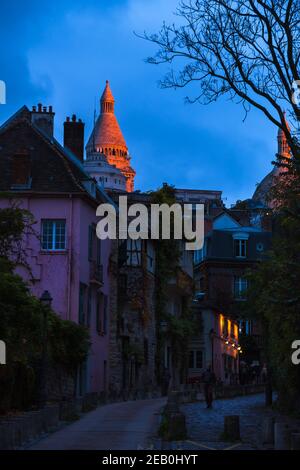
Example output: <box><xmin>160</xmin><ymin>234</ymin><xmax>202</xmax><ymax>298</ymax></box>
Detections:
<box><xmin>188</xmin><ymin>305</ymin><xmax>240</xmax><ymax>384</ymax></box>
<box><xmin>0</xmin><ymin>104</ymin><xmax>113</xmax><ymax>396</ymax></box>
<box><xmin>193</xmin><ymin>209</ymin><xmax>272</xmax><ymax>378</ymax></box>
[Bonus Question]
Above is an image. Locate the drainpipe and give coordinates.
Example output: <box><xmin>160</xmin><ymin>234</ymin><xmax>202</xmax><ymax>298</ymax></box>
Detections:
<box><xmin>67</xmin><ymin>194</ymin><xmax>73</xmax><ymax>320</ymax></box>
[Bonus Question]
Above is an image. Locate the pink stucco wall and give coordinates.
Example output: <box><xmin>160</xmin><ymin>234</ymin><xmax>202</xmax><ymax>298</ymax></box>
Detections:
<box><xmin>0</xmin><ymin>195</ymin><xmax>111</xmax><ymax>394</ymax></box>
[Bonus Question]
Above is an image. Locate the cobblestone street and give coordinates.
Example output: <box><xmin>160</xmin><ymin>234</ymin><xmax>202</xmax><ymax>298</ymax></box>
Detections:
<box><xmin>159</xmin><ymin>393</ymin><xmax>300</xmax><ymax>451</ymax></box>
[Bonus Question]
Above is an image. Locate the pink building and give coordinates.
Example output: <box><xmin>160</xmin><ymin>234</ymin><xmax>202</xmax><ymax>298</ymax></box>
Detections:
<box><xmin>0</xmin><ymin>104</ymin><xmax>113</xmax><ymax>395</ymax></box>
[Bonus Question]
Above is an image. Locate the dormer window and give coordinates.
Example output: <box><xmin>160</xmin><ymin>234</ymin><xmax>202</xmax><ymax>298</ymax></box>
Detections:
<box><xmin>233</xmin><ymin>232</ymin><xmax>249</xmax><ymax>258</ymax></box>
<box><xmin>234</xmin><ymin>239</ymin><xmax>247</xmax><ymax>258</ymax></box>
<box><xmin>11</xmin><ymin>151</ymin><xmax>32</xmax><ymax>189</ymax></box>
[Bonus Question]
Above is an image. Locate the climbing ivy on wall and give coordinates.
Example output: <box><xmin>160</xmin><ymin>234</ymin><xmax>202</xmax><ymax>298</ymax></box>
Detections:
<box><xmin>150</xmin><ymin>184</ymin><xmax>195</xmax><ymax>384</ymax></box>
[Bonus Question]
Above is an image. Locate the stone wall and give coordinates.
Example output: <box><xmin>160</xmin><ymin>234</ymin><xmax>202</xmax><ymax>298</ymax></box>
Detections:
<box><xmin>108</xmin><ymin>240</ymin><xmax>123</xmax><ymax>397</ymax></box>
<box><xmin>46</xmin><ymin>366</ymin><xmax>75</xmax><ymax>401</ymax></box>
<box><xmin>108</xmin><ymin>241</ymin><xmax>158</xmax><ymax>398</ymax></box>
<box><xmin>0</xmin><ymin>392</ymin><xmax>101</xmax><ymax>450</ymax></box>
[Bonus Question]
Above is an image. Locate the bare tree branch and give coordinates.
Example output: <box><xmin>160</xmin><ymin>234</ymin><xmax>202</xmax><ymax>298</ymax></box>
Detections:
<box><xmin>138</xmin><ymin>0</ymin><xmax>300</xmax><ymax>157</ymax></box>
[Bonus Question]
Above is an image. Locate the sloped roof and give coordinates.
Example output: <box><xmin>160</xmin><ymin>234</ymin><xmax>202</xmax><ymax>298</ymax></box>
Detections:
<box><xmin>0</xmin><ymin>106</ymin><xmax>112</xmax><ymax>204</ymax></box>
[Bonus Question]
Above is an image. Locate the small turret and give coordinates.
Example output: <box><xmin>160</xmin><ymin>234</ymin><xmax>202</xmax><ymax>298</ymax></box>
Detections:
<box><xmin>277</xmin><ymin>113</ymin><xmax>291</xmax><ymax>159</ymax></box>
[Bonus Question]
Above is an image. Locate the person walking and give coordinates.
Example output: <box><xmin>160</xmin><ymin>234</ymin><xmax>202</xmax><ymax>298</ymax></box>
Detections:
<box><xmin>202</xmin><ymin>366</ymin><xmax>216</xmax><ymax>409</ymax></box>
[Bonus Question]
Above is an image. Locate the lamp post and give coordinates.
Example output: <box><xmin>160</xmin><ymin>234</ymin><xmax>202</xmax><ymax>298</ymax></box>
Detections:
<box><xmin>39</xmin><ymin>290</ymin><xmax>52</xmax><ymax>408</ymax></box>
<box><xmin>209</xmin><ymin>328</ymin><xmax>215</xmax><ymax>372</ymax></box>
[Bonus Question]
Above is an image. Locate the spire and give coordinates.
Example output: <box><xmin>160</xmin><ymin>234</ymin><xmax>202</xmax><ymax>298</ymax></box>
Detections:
<box><xmin>277</xmin><ymin>112</ymin><xmax>291</xmax><ymax>159</ymax></box>
<box><xmin>100</xmin><ymin>80</ymin><xmax>115</xmax><ymax>114</ymax></box>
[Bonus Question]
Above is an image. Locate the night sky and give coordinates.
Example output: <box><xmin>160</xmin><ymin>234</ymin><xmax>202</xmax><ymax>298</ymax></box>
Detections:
<box><xmin>0</xmin><ymin>0</ymin><xmax>278</xmax><ymax>205</ymax></box>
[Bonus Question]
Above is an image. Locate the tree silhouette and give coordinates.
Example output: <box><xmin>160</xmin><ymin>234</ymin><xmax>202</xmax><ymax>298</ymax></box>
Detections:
<box><xmin>141</xmin><ymin>0</ymin><xmax>300</xmax><ymax>156</ymax></box>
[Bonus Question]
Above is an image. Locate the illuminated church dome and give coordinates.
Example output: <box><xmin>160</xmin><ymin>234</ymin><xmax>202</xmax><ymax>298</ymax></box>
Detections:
<box><xmin>86</xmin><ymin>81</ymin><xmax>135</xmax><ymax>192</ymax></box>
<box><xmin>252</xmin><ymin>117</ymin><xmax>291</xmax><ymax>207</ymax></box>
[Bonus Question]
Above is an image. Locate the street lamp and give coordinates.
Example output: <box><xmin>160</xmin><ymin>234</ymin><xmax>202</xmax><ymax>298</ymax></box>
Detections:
<box><xmin>39</xmin><ymin>290</ymin><xmax>52</xmax><ymax>408</ymax></box>
<box><xmin>209</xmin><ymin>328</ymin><xmax>215</xmax><ymax>372</ymax></box>
<box><xmin>40</xmin><ymin>290</ymin><xmax>53</xmax><ymax>307</ymax></box>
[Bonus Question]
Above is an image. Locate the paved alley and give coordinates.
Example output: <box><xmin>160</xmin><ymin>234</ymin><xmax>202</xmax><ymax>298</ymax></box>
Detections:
<box><xmin>162</xmin><ymin>393</ymin><xmax>300</xmax><ymax>450</ymax></box>
<box><xmin>29</xmin><ymin>398</ymin><xmax>166</xmax><ymax>450</ymax></box>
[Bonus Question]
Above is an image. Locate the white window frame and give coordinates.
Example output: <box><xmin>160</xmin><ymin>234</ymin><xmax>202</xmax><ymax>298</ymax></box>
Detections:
<box><xmin>234</xmin><ymin>239</ymin><xmax>247</xmax><ymax>258</ymax></box>
<box><xmin>41</xmin><ymin>219</ymin><xmax>66</xmax><ymax>251</ymax></box>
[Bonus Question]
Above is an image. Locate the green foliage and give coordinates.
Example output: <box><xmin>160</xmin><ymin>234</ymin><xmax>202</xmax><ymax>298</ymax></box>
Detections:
<box><xmin>245</xmin><ymin>146</ymin><xmax>300</xmax><ymax>413</ymax></box>
<box><xmin>168</xmin><ymin>315</ymin><xmax>194</xmax><ymax>340</ymax></box>
<box><xmin>123</xmin><ymin>342</ymin><xmax>144</xmax><ymax>364</ymax></box>
<box><xmin>48</xmin><ymin>313</ymin><xmax>90</xmax><ymax>372</ymax></box>
<box><xmin>0</xmin><ymin>257</ymin><xmax>90</xmax><ymax>372</ymax></box>
<box><xmin>150</xmin><ymin>184</ymin><xmax>181</xmax><ymax>319</ymax></box>
<box><xmin>0</xmin><ymin>207</ymin><xmax>90</xmax><ymax>413</ymax></box>
<box><xmin>0</xmin><ymin>206</ymin><xmax>37</xmax><ymax>269</ymax></box>
<box><xmin>0</xmin><ymin>257</ymin><xmax>43</xmax><ymax>362</ymax></box>
<box><xmin>150</xmin><ymin>184</ymin><xmax>194</xmax><ymax>382</ymax></box>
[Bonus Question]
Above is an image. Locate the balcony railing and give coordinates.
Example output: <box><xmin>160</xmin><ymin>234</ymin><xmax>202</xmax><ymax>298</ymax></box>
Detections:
<box><xmin>89</xmin><ymin>261</ymin><xmax>103</xmax><ymax>285</ymax></box>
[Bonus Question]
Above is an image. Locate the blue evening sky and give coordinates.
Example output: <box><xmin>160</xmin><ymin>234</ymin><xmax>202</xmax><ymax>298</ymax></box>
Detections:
<box><xmin>0</xmin><ymin>0</ymin><xmax>278</xmax><ymax>206</ymax></box>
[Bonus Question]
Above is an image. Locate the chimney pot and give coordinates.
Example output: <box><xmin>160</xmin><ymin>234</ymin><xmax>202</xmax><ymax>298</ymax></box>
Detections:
<box><xmin>49</xmin><ymin>105</ymin><xmax>53</xmax><ymax>113</ymax></box>
<box><xmin>31</xmin><ymin>103</ymin><xmax>55</xmax><ymax>137</ymax></box>
<box><xmin>64</xmin><ymin>115</ymin><xmax>85</xmax><ymax>162</ymax></box>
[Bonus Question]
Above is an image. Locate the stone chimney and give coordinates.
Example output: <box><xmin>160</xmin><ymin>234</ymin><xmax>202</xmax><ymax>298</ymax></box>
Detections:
<box><xmin>31</xmin><ymin>104</ymin><xmax>55</xmax><ymax>137</ymax></box>
<box><xmin>63</xmin><ymin>114</ymin><xmax>85</xmax><ymax>162</ymax></box>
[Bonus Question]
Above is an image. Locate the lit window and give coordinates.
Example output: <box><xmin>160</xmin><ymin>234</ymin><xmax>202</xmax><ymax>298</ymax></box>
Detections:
<box><xmin>234</xmin><ymin>239</ymin><xmax>247</xmax><ymax>258</ymax></box>
<box><xmin>41</xmin><ymin>219</ymin><xmax>66</xmax><ymax>251</ymax></box>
